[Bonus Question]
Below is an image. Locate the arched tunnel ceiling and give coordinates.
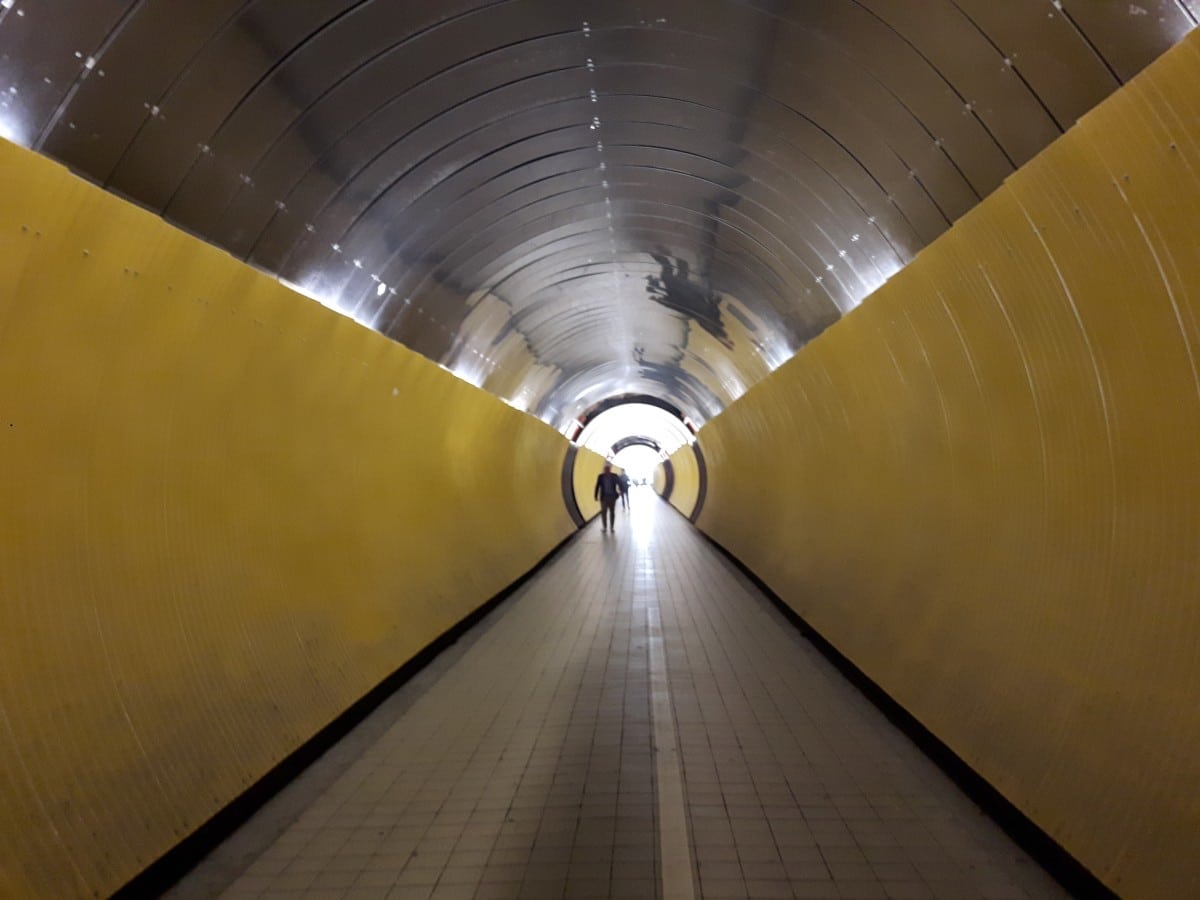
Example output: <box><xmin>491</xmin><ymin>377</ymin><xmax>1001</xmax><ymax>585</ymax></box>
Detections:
<box><xmin>1</xmin><ymin>1</ymin><xmax>1194</xmax><ymax>428</ymax></box>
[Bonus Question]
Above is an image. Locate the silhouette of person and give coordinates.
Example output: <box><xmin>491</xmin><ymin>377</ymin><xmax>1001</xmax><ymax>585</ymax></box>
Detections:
<box><xmin>619</xmin><ymin>471</ymin><xmax>631</xmax><ymax>510</ymax></box>
<box><xmin>595</xmin><ymin>464</ymin><xmax>622</xmax><ymax>533</ymax></box>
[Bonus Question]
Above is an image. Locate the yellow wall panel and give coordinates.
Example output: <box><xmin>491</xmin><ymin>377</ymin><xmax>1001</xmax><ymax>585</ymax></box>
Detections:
<box><xmin>695</xmin><ymin>31</ymin><xmax>1200</xmax><ymax>900</ymax></box>
<box><xmin>0</xmin><ymin>140</ymin><xmax>576</xmax><ymax>898</ymax></box>
<box><xmin>666</xmin><ymin>445</ymin><xmax>700</xmax><ymax>519</ymax></box>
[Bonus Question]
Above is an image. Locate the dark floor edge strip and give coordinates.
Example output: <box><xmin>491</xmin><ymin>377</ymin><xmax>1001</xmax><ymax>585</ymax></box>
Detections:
<box><xmin>663</xmin><ymin>501</ymin><xmax>1117</xmax><ymax>900</ymax></box>
<box><xmin>112</xmin><ymin>524</ymin><xmax>590</xmax><ymax>899</ymax></box>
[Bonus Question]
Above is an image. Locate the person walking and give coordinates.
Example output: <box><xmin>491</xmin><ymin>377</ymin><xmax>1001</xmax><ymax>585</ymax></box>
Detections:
<box><xmin>595</xmin><ymin>463</ymin><xmax>622</xmax><ymax>533</ymax></box>
<box><xmin>618</xmin><ymin>471</ymin><xmax>631</xmax><ymax>511</ymax></box>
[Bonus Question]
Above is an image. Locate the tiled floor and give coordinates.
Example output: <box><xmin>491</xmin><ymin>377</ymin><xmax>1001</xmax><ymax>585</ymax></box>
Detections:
<box><xmin>171</xmin><ymin>488</ymin><xmax>1065</xmax><ymax>900</ymax></box>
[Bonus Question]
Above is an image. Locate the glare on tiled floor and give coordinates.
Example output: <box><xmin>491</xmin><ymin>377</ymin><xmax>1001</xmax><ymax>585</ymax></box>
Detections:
<box><xmin>173</xmin><ymin>492</ymin><xmax>1065</xmax><ymax>900</ymax></box>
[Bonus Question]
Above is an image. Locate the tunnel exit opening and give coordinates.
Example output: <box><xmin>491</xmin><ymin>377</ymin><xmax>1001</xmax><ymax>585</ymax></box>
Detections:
<box><xmin>561</xmin><ymin>397</ymin><xmax>705</xmax><ymax>525</ymax></box>
<box><xmin>611</xmin><ymin>441</ymin><xmax>666</xmax><ymax>485</ymax></box>
<box><xmin>574</xmin><ymin>401</ymin><xmax>694</xmax><ymax>459</ymax></box>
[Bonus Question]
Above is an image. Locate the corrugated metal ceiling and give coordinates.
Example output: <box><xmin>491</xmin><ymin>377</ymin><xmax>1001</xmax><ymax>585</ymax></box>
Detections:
<box><xmin>1</xmin><ymin>0</ymin><xmax>1193</xmax><ymax>427</ymax></box>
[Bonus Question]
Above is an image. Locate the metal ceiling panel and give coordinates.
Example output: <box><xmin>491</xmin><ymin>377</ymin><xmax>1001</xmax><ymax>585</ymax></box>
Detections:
<box><xmin>2</xmin><ymin>0</ymin><xmax>1192</xmax><ymax>427</ymax></box>
<box><xmin>38</xmin><ymin>1</ymin><xmax>249</xmax><ymax>179</ymax></box>
<box><xmin>1057</xmin><ymin>0</ymin><xmax>1197</xmax><ymax>82</ymax></box>
<box><xmin>0</xmin><ymin>0</ymin><xmax>131</xmax><ymax>146</ymax></box>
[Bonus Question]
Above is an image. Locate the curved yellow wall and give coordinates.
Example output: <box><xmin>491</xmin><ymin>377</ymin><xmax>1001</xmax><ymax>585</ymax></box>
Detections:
<box><xmin>697</xmin><ymin>32</ymin><xmax>1200</xmax><ymax>899</ymax></box>
<box><xmin>666</xmin><ymin>445</ymin><xmax>700</xmax><ymax>519</ymax></box>
<box><xmin>571</xmin><ymin>447</ymin><xmax>608</xmax><ymax>521</ymax></box>
<box><xmin>652</xmin><ymin>463</ymin><xmax>668</xmax><ymax>496</ymax></box>
<box><xmin>0</xmin><ymin>140</ymin><xmax>576</xmax><ymax>898</ymax></box>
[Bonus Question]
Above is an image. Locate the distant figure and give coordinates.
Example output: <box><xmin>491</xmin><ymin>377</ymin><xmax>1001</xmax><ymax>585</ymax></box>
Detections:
<box><xmin>619</xmin><ymin>471</ymin><xmax>631</xmax><ymax>510</ymax></box>
<box><xmin>595</xmin><ymin>464</ymin><xmax>622</xmax><ymax>533</ymax></box>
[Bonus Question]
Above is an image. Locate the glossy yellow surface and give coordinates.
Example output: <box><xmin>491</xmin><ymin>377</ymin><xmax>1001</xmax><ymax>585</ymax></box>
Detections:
<box><xmin>571</xmin><ymin>447</ymin><xmax>608</xmax><ymax>521</ymax></box>
<box><xmin>666</xmin><ymin>445</ymin><xmax>700</xmax><ymax>520</ymax></box>
<box><xmin>0</xmin><ymin>140</ymin><xmax>576</xmax><ymax>898</ymax></box>
<box><xmin>696</xmin><ymin>31</ymin><xmax>1200</xmax><ymax>899</ymax></box>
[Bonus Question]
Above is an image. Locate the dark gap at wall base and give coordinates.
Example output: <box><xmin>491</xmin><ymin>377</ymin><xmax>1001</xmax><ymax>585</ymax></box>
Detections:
<box><xmin>113</xmin><ymin>525</ymin><xmax>587</xmax><ymax>899</ymax></box>
<box><xmin>664</xmin><ymin>501</ymin><xmax>1116</xmax><ymax>900</ymax></box>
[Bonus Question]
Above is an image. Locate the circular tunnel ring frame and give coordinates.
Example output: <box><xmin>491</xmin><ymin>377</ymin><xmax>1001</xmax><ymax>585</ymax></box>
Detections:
<box><xmin>690</xmin><ymin>441</ymin><xmax>707</xmax><ymax>524</ymax></box>
<box><xmin>577</xmin><ymin>394</ymin><xmax>691</xmax><ymax>431</ymax></box>
<box><xmin>560</xmin><ymin>444</ymin><xmax>586</xmax><ymax>529</ymax></box>
<box><xmin>660</xmin><ymin>458</ymin><xmax>676</xmax><ymax>503</ymax></box>
<box><xmin>610</xmin><ymin>434</ymin><xmax>664</xmax><ymax>456</ymax></box>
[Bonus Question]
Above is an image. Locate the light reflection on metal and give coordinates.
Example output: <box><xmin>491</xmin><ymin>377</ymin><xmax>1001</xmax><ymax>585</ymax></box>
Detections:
<box><xmin>850</xmin><ymin>256</ymin><xmax>907</xmax><ymax>308</ymax></box>
<box><xmin>3</xmin><ymin>2</ymin><xmax>1193</xmax><ymax>429</ymax></box>
<box><xmin>278</xmin><ymin>276</ymin><xmax>376</xmax><ymax>330</ymax></box>
<box><xmin>0</xmin><ymin>105</ymin><xmax>30</xmax><ymax>146</ymax></box>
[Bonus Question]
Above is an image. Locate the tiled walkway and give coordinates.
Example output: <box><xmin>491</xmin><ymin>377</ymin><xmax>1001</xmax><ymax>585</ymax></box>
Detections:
<box><xmin>172</xmin><ymin>489</ymin><xmax>1065</xmax><ymax>900</ymax></box>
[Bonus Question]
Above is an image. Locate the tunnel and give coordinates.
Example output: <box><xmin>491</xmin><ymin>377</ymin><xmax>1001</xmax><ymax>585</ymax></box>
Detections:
<box><xmin>1</xmin><ymin>3</ymin><xmax>1198</xmax><ymax>898</ymax></box>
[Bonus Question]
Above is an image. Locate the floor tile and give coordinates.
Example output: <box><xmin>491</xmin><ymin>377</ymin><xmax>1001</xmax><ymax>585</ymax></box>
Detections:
<box><xmin>168</xmin><ymin>495</ymin><xmax>1068</xmax><ymax>900</ymax></box>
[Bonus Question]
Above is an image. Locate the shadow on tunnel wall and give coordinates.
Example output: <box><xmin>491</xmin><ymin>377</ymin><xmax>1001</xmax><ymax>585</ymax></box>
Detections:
<box><xmin>0</xmin><ymin>140</ymin><xmax>579</xmax><ymax>898</ymax></box>
<box><xmin>693</xmin><ymin>32</ymin><xmax>1200</xmax><ymax>900</ymax></box>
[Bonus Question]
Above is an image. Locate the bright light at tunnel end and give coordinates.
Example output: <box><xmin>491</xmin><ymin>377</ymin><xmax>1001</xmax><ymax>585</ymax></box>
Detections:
<box><xmin>575</xmin><ymin>402</ymin><xmax>695</xmax><ymax>461</ymax></box>
<box><xmin>611</xmin><ymin>443</ymin><xmax>666</xmax><ymax>483</ymax></box>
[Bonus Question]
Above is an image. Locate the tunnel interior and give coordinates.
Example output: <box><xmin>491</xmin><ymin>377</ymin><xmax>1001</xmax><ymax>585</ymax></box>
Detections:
<box><xmin>4</xmin><ymin>1</ymin><xmax>1191</xmax><ymax>433</ymax></box>
<box><xmin>2</xmin><ymin>3</ymin><xmax>1199</xmax><ymax>898</ymax></box>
